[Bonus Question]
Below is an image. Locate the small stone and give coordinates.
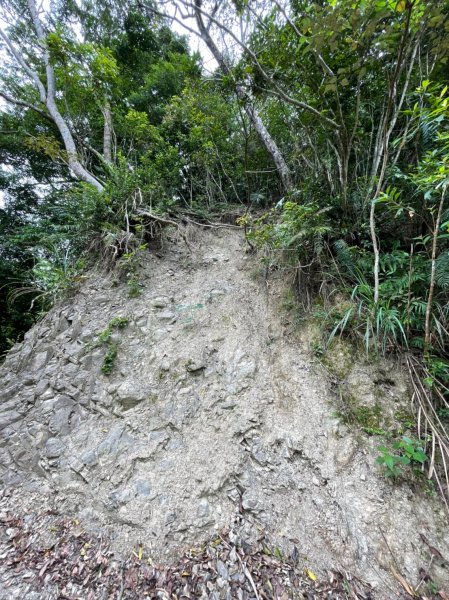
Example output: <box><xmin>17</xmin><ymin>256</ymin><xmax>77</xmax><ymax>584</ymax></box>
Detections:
<box><xmin>312</xmin><ymin>476</ymin><xmax>320</xmax><ymax>486</ymax></box>
<box><xmin>5</xmin><ymin>527</ymin><xmax>18</xmax><ymax>539</ymax></box>
<box><xmin>335</xmin><ymin>437</ymin><xmax>358</xmax><ymax>467</ymax></box>
<box><xmin>31</xmin><ymin>351</ymin><xmax>51</xmax><ymax>372</ymax></box>
<box><xmin>151</xmin><ymin>297</ymin><xmax>169</xmax><ymax>308</ymax></box>
<box><xmin>197</xmin><ymin>498</ymin><xmax>210</xmax><ymax>519</ymax></box>
<box><xmin>45</xmin><ymin>437</ymin><xmax>65</xmax><ymax>458</ymax></box>
<box><xmin>135</xmin><ymin>480</ymin><xmax>153</xmax><ymax>497</ymax></box>
<box><xmin>251</xmin><ymin>447</ymin><xmax>269</xmax><ymax>465</ymax></box>
<box><xmin>186</xmin><ymin>359</ymin><xmax>205</xmax><ymax>373</ymax></box>
<box><xmin>209</xmin><ymin>289</ymin><xmax>226</xmax><ymax>300</ymax></box>
<box><xmin>157</xmin><ymin>311</ymin><xmax>177</xmax><ymax>322</ymax></box>
<box><xmin>116</xmin><ymin>382</ymin><xmax>152</xmax><ymax>410</ymax></box>
<box><xmin>34</xmin><ymin>379</ymin><xmax>49</xmax><ymax>397</ymax></box>
<box><xmin>242</xmin><ymin>491</ymin><xmax>261</xmax><ymax>512</ymax></box>
<box><xmin>216</xmin><ymin>561</ymin><xmax>229</xmax><ymax>580</ymax></box>
<box><xmin>221</xmin><ymin>401</ymin><xmax>237</xmax><ymax>410</ymax></box>
<box><xmin>81</xmin><ymin>449</ymin><xmax>98</xmax><ymax>467</ymax></box>
<box><xmin>165</xmin><ymin>511</ymin><xmax>176</xmax><ymax>526</ymax></box>
<box><xmin>360</xmin><ymin>473</ymin><xmax>366</xmax><ymax>481</ymax></box>
<box><xmin>49</xmin><ymin>400</ymin><xmax>74</xmax><ymax>435</ymax></box>
<box><xmin>108</xmin><ymin>488</ymin><xmax>131</xmax><ymax>509</ymax></box>
<box><xmin>227</xmin><ymin>488</ymin><xmax>240</xmax><ymax>503</ymax></box>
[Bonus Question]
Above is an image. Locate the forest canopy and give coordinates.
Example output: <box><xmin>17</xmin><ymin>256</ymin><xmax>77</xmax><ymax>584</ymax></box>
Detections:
<box><xmin>1</xmin><ymin>0</ymin><xmax>449</xmax><ymax>394</ymax></box>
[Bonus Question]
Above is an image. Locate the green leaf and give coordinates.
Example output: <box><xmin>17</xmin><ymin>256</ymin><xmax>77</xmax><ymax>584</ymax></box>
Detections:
<box><xmin>274</xmin><ymin>547</ymin><xmax>283</xmax><ymax>560</ymax></box>
<box><xmin>412</xmin><ymin>450</ymin><xmax>427</xmax><ymax>463</ymax></box>
<box><xmin>385</xmin><ymin>455</ymin><xmax>395</xmax><ymax>470</ymax></box>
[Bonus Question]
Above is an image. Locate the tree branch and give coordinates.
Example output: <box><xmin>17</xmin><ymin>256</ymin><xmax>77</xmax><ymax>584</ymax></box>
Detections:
<box><xmin>152</xmin><ymin>0</ymin><xmax>340</xmax><ymax>129</ymax></box>
<box><xmin>8</xmin><ymin>0</ymin><xmax>105</xmax><ymax>192</ymax></box>
<box><xmin>0</xmin><ymin>89</ymin><xmax>50</xmax><ymax>120</ymax></box>
<box><xmin>0</xmin><ymin>28</ymin><xmax>47</xmax><ymax>103</ymax></box>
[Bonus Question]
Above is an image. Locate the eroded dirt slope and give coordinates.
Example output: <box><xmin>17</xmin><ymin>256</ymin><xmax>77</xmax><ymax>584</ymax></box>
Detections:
<box><xmin>0</xmin><ymin>227</ymin><xmax>448</xmax><ymax>598</ymax></box>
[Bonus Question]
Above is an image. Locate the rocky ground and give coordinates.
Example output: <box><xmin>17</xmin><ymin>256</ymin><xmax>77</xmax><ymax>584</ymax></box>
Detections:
<box><xmin>0</xmin><ymin>226</ymin><xmax>448</xmax><ymax>598</ymax></box>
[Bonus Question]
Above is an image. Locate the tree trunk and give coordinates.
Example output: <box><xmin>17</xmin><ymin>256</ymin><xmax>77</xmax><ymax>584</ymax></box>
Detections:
<box><xmin>26</xmin><ymin>0</ymin><xmax>104</xmax><ymax>192</ymax></box>
<box><xmin>240</xmin><ymin>92</ymin><xmax>292</xmax><ymax>191</ymax></box>
<box><xmin>103</xmin><ymin>99</ymin><xmax>113</xmax><ymax>164</ymax></box>
<box><xmin>369</xmin><ymin>198</ymin><xmax>380</xmax><ymax>305</ymax></box>
<box><xmin>424</xmin><ymin>190</ymin><xmax>445</xmax><ymax>355</ymax></box>
<box><xmin>45</xmin><ymin>95</ymin><xmax>104</xmax><ymax>190</ymax></box>
<box><xmin>193</xmin><ymin>0</ymin><xmax>292</xmax><ymax>192</ymax></box>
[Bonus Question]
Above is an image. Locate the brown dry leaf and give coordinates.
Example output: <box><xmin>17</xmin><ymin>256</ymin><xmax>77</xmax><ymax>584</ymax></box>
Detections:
<box><xmin>391</xmin><ymin>567</ymin><xmax>416</xmax><ymax>597</ymax></box>
<box><xmin>38</xmin><ymin>560</ymin><xmax>50</xmax><ymax>577</ymax></box>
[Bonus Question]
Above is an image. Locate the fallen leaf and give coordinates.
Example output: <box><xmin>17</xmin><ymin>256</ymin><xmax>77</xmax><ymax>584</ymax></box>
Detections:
<box><xmin>306</xmin><ymin>568</ymin><xmax>317</xmax><ymax>581</ymax></box>
<box><xmin>391</xmin><ymin>567</ymin><xmax>416</xmax><ymax>597</ymax></box>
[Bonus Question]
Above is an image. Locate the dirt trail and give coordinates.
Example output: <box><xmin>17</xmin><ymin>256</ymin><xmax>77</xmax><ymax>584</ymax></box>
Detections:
<box><xmin>0</xmin><ymin>227</ymin><xmax>448</xmax><ymax>598</ymax></box>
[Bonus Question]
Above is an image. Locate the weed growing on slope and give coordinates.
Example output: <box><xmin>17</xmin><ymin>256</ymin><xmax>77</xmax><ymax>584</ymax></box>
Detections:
<box><xmin>96</xmin><ymin>316</ymin><xmax>129</xmax><ymax>345</ymax></box>
<box><xmin>120</xmin><ymin>245</ymin><xmax>147</xmax><ymax>299</ymax></box>
<box><xmin>92</xmin><ymin>316</ymin><xmax>129</xmax><ymax>375</ymax></box>
<box><xmin>376</xmin><ymin>436</ymin><xmax>428</xmax><ymax>478</ymax></box>
<box><xmin>101</xmin><ymin>343</ymin><xmax>119</xmax><ymax>375</ymax></box>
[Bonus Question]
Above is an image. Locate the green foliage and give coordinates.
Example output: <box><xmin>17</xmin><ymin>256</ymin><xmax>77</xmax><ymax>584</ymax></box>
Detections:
<box><xmin>247</xmin><ymin>199</ymin><xmax>331</xmax><ymax>268</ymax></box>
<box><xmin>435</xmin><ymin>251</ymin><xmax>449</xmax><ymax>289</ymax></box>
<box><xmin>377</xmin><ymin>436</ymin><xmax>428</xmax><ymax>478</ymax></box>
<box><xmin>120</xmin><ymin>245</ymin><xmax>147</xmax><ymax>298</ymax></box>
<box><xmin>96</xmin><ymin>316</ymin><xmax>129</xmax><ymax>345</ymax></box>
<box><xmin>101</xmin><ymin>343</ymin><xmax>119</xmax><ymax>375</ymax></box>
<box><xmin>127</xmin><ymin>277</ymin><xmax>141</xmax><ymax>298</ymax></box>
<box><xmin>93</xmin><ymin>316</ymin><xmax>129</xmax><ymax>376</ymax></box>
<box><xmin>338</xmin><ymin>394</ymin><xmax>385</xmax><ymax>433</ymax></box>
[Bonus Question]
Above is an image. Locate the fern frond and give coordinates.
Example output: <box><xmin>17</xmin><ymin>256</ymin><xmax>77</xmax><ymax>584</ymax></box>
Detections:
<box><xmin>435</xmin><ymin>251</ymin><xmax>449</xmax><ymax>289</ymax></box>
<box><xmin>334</xmin><ymin>239</ymin><xmax>356</xmax><ymax>277</ymax></box>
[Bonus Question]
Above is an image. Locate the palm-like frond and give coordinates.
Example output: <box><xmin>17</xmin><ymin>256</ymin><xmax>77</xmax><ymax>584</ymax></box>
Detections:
<box><xmin>435</xmin><ymin>251</ymin><xmax>449</xmax><ymax>289</ymax></box>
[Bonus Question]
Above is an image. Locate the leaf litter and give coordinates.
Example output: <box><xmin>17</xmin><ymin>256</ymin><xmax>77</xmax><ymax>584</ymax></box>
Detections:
<box><xmin>0</xmin><ymin>507</ymin><xmax>377</xmax><ymax>599</ymax></box>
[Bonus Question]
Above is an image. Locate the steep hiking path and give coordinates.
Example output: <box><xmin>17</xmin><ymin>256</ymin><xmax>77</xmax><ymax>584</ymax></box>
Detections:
<box><xmin>0</xmin><ymin>227</ymin><xmax>448</xmax><ymax>598</ymax></box>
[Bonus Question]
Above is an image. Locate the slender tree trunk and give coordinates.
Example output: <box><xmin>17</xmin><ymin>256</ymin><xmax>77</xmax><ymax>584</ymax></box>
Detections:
<box><xmin>366</xmin><ymin>4</ymin><xmax>415</xmax><ymax>305</ymax></box>
<box><xmin>369</xmin><ymin>198</ymin><xmax>380</xmax><ymax>305</ymax></box>
<box><xmin>424</xmin><ymin>190</ymin><xmax>445</xmax><ymax>355</ymax></box>
<box><xmin>193</xmin><ymin>0</ymin><xmax>291</xmax><ymax>192</ymax></box>
<box><xmin>103</xmin><ymin>99</ymin><xmax>113</xmax><ymax>164</ymax></box>
<box><xmin>242</xmin><ymin>95</ymin><xmax>292</xmax><ymax>191</ymax></box>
